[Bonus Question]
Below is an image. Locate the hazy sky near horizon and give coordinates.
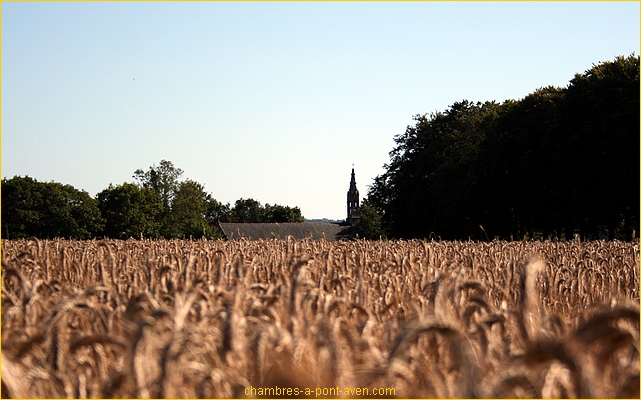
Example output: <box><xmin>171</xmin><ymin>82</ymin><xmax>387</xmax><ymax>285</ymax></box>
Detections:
<box><xmin>2</xmin><ymin>2</ymin><xmax>639</xmax><ymax>220</ymax></box>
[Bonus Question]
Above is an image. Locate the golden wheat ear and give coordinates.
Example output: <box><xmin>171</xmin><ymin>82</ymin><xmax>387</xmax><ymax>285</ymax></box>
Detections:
<box><xmin>1</xmin><ymin>353</ymin><xmax>30</xmax><ymax>398</ymax></box>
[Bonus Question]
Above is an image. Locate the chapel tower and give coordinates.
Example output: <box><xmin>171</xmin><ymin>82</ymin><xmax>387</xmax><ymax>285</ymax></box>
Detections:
<box><xmin>347</xmin><ymin>167</ymin><xmax>361</xmax><ymax>225</ymax></box>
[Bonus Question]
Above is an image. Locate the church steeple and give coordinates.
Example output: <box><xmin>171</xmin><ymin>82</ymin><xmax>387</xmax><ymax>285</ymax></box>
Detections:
<box><xmin>347</xmin><ymin>166</ymin><xmax>361</xmax><ymax>225</ymax></box>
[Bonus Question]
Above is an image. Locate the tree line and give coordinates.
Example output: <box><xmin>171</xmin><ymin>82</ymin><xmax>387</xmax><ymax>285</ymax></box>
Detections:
<box><xmin>3</xmin><ymin>55</ymin><xmax>637</xmax><ymax>242</ymax></box>
<box><xmin>1</xmin><ymin>160</ymin><xmax>304</xmax><ymax>240</ymax></box>
<box><xmin>365</xmin><ymin>55</ymin><xmax>639</xmax><ymax>241</ymax></box>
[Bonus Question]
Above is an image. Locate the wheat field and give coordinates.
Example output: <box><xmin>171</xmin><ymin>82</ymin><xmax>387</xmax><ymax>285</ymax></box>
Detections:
<box><xmin>1</xmin><ymin>238</ymin><xmax>639</xmax><ymax>398</ymax></box>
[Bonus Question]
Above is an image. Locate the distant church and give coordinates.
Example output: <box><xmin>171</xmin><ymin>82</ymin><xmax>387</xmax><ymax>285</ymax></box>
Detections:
<box><xmin>346</xmin><ymin>167</ymin><xmax>361</xmax><ymax>226</ymax></box>
<box><xmin>218</xmin><ymin>167</ymin><xmax>364</xmax><ymax>240</ymax></box>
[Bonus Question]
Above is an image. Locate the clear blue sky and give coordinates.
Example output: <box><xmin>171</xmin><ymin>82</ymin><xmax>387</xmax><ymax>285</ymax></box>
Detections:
<box><xmin>2</xmin><ymin>2</ymin><xmax>639</xmax><ymax>220</ymax></box>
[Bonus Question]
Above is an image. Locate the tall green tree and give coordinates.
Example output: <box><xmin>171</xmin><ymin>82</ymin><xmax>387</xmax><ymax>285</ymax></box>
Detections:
<box><xmin>96</xmin><ymin>182</ymin><xmax>163</xmax><ymax>238</ymax></box>
<box><xmin>205</xmin><ymin>198</ymin><xmax>232</xmax><ymax>224</ymax></box>
<box><xmin>227</xmin><ymin>199</ymin><xmax>305</xmax><ymax>223</ymax></box>
<box><xmin>263</xmin><ymin>204</ymin><xmax>305</xmax><ymax>223</ymax></box>
<box><xmin>1</xmin><ymin>176</ymin><xmax>42</xmax><ymax>239</ymax></box>
<box><xmin>165</xmin><ymin>179</ymin><xmax>215</xmax><ymax>239</ymax></box>
<box><xmin>230</xmin><ymin>198</ymin><xmax>264</xmax><ymax>223</ymax></box>
<box><xmin>1</xmin><ymin>176</ymin><xmax>104</xmax><ymax>239</ymax></box>
<box><xmin>359</xmin><ymin>197</ymin><xmax>386</xmax><ymax>239</ymax></box>
<box><xmin>132</xmin><ymin>160</ymin><xmax>187</xmax><ymax>237</ymax></box>
<box><xmin>133</xmin><ymin>160</ymin><xmax>183</xmax><ymax>213</ymax></box>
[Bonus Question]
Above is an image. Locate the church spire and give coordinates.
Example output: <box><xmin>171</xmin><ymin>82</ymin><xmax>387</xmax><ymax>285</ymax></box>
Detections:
<box><xmin>347</xmin><ymin>166</ymin><xmax>360</xmax><ymax>224</ymax></box>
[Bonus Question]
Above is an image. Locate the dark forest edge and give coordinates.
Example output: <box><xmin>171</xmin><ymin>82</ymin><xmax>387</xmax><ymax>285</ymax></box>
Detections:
<box><xmin>365</xmin><ymin>54</ymin><xmax>639</xmax><ymax>241</ymax></box>
<box><xmin>2</xmin><ymin>55</ymin><xmax>638</xmax><ymax>241</ymax></box>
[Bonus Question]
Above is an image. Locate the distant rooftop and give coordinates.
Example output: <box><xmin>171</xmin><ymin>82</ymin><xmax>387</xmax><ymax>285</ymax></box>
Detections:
<box><xmin>305</xmin><ymin>218</ymin><xmax>344</xmax><ymax>224</ymax></box>
<box><xmin>218</xmin><ymin>222</ymin><xmax>352</xmax><ymax>241</ymax></box>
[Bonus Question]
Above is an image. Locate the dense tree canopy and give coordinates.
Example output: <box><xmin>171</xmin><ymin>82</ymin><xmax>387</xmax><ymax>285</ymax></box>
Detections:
<box><xmin>133</xmin><ymin>160</ymin><xmax>183</xmax><ymax>212</ymax></box>
<box><xmin>96</xmin><ymin>182</ymin><xmax>163</xmax><ymax>239</ymax></box>
<box><xmin>164</xmin><ymin>180</ymin><xmax>213</xmax><ymax>239</ymax></box>
<box><xmin>223</xmin><ymin>198</ymin><xmax>305</xmax><ymax>224</ymax></box>
<box><xmin>2</xmin><ymin>161</ymin><xmax>307</xmax><ymax>240</ymax></box>
<box><xmin>2</xmin><ymin>176</ymin><xmax>104</xmax><ymax>239</ymax></box>
<box><xmin>263</xmin><ymin>203</ymin><xmax>306</xmax><ymax>223</ymax></box>
<box><xmin>367</xmin><ymin>55</ymin><xmax>639</xmax><ymax>240</ymax></box>
<box><xmin>3</xmin><ymin>56</ymin><xmax>636</xmax><ymax>241</ymax></box>
<box><xmin>359</xmin><ymin>197</ymin><xmax>385</xmax><ymax>239</ymax></box>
